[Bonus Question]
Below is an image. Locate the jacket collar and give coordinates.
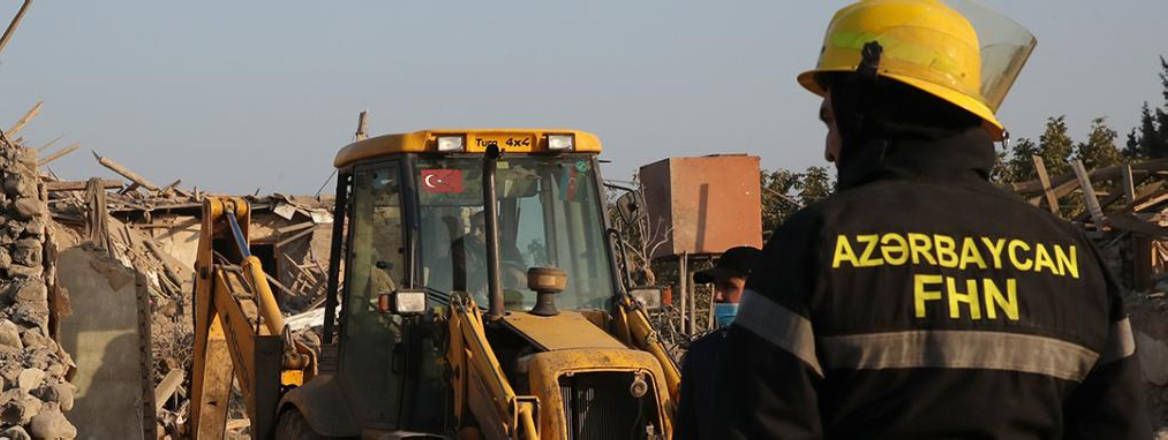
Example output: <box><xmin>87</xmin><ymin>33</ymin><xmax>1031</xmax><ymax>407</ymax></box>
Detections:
<box><xmin>836</xmin><ymin>128</ymin><xmax>996</xmax><ymax>190</ymax></box>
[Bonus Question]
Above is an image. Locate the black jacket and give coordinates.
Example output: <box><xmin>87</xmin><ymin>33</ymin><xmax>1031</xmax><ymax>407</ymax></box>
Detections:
<box><xmin>677</xmin><ymin>328</ymin><xmax>729</xmax><ymax>440</ymax></box>
<box><xmin>715</xmin><ymin>128</ymin><xmax>1150</xmax><ymax>439</ymax></box>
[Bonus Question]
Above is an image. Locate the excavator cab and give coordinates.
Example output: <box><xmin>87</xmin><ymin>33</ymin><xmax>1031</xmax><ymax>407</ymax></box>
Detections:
<box><xmin>192</xmin><ymin>129</ymin><xmax>679</xmax><ymax>439</ymax></box>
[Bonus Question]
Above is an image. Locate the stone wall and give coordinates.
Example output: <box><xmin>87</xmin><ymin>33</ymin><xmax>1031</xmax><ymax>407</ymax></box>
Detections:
<box><xmin>0</xmin><ymin>144</ymin><xmax>76</xmax><ymax>439</ymax></box>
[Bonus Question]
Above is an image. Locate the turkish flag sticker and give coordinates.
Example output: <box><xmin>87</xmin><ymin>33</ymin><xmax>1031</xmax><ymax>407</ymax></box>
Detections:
<box><xmin>421</xmin><ymin>169</ymin><xmax>464</xmax><ymax>193</ymax></box>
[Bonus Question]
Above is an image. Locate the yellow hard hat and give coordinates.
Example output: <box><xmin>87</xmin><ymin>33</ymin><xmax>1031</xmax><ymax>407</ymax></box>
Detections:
<box><xmin>798</xmin><ymin>0</ymin><xmax>1035</xmax><ymax>140</ymax></box>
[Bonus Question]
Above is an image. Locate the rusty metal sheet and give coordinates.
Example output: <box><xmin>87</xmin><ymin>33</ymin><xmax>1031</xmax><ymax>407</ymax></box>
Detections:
<box><xmin>640</xmin><ymin>155</ymin><xmax>763</xmax><ymax>258</ymax></box>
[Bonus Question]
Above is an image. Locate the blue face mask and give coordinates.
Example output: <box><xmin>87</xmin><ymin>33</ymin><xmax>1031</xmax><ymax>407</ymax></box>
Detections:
<box><xmin>714</xmin><ymin>303</ymin><xmax>740</xmax><ymax>328</ymax></box>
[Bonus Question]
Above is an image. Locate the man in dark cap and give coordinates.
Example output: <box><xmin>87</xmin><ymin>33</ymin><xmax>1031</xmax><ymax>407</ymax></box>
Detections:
<box><xmin>674</xmin><ymin>246</ymin><xmax>761</xmax><ymax>440</ymax></box>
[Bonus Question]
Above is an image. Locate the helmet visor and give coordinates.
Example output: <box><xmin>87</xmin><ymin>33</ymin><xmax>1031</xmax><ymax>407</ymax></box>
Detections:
<box><xmin>943</xmin><ymin>0</ymin><xmax>1036</xmax><ymax>112</ymax></box>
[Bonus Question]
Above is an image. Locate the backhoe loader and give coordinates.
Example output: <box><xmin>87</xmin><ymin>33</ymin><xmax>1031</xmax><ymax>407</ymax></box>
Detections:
<box><xmin>190</xmin><ymin>129</ymin><xmax>680</xmax><ymax>439</ymax></box>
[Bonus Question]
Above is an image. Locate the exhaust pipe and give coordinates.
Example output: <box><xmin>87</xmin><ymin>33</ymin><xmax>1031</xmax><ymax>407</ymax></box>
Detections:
<box><xmin>482</xmin><ymin>144</ymin><xmax>505</xmax><ymax>321</ymax></box>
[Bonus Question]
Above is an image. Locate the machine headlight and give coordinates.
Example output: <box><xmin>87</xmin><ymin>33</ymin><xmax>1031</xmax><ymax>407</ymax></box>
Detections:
<box><xmin>547</xmin><ymin>134</ymin><xmax>575</xmax><ymax>151</ymax></box>
<box><xmin>394</xmin><ymin>290</ymin><xmax>427</xmax><ymax>314</ymax></box>
<box><xmin>379</xmin><ymin>289</ymin><xmax>427</xmax><ymax>314</ymax></box>
<box><xmin>630</xmin><ymin>288</ymin><xmax>663</xmax><ymax>310</ymax></box>
<box><xmin>436</xmin><ymin>135</ymin><xmax>465</xmax><ymax>152</ymax></box>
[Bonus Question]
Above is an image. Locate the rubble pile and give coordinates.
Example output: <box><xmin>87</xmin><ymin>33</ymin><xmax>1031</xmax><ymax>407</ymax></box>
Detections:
<box><xmin>1008</xmin><ymin>158</ymin><xmax>1168</xmax><ymax>429</ymax></box>
<box><xmin>34</xmin><ymin>147</ymin><xmax>334</xmax><ymax>437</ymax></box>
<box><xmin>0</xmin><ymin>138</ymin><xmax>77</xmax><ymax>439</ymax></box>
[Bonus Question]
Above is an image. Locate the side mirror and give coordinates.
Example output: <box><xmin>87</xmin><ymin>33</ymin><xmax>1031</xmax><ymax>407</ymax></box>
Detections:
<box><xmin>630</xmin><ymin>288</ymin><xmax>663</xmax><ymax>310</ymax></box>
<box><xmin>377</xmin><ymin>289</ymin><xmax>427</xmax><ymax>314</ymax></box>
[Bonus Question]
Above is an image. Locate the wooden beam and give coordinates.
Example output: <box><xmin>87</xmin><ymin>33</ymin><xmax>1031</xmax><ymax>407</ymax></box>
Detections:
<box><xmin>1032</xmin><ymin>155</ymin><xmax>1059</xmax><ymax>215</ymax></box>
<box><xmin>0</xmin><ymin>0</ymin><xmax>33</xmax><ymax>61</ymax></box>
<box><xmin>1121</xmin><ymin>164</ymin><xmax>1136</xmax><ymax>203</ymax></box>
<box><xmin>36</xmin><ymin>135</ymin><xmax>61</xmax><ymax>152</ymax></box>
<box><xmin>1009</xmin><ymin>158</ymin><xmax>1168</xmax><ymax>194</ymax></box>
<box><xmin>276</xmin><ymin>227</ymin><xmax>314</xmax><ymax>248</ymax></box>
<box><xmin>6</xmin><ymin>100</ymin><xmax>41</xmax><ymax>137</ymax></box>
<box><xmin>154</xmin><ymin>369</ymin><xmax>185</xmax><ymax>411</ymax></box>
<box><xmin>36</xmin><ymin>143</ymin><xmax>79</xmax><ymax>166</ymax></box>
<box><xmin>275</xmin><ymin>221</ymin><xmax>314</xmax><ymax>236</ymax></box>
<box><xmin>355</xmin><ymin>110</ymin><xmax>369</xmax><ymax>141</ymax></box>
<box><xmin>92</xmin><ymin>151</ymin><xmax>160</xmax><ymax>191</ymax></box>
<box><xmin>45</xmin><ymin>179</ymin><xmax>122</xmax><ymax>192</ymax></box>
<box><xmin>1071</xmin><ymin>160</ymin><xmax>1105</xmax><ymax>228</ymax></box>
<box><xmin>1108</xmin><ymin>213</ymin><xmax>1168</xmax><ymax>239</ymax></box>
<box><xmin>1133</xmin><ymin>190</ymin><xmax>1168</xmax><ymax>213</ymax></box>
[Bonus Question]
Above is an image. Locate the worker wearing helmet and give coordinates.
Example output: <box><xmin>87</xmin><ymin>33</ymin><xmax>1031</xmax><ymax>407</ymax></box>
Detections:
<box><xmin>715</xmin><ymin>1</ymin><xmax>1151</xmax><ymax>438</ymax></box>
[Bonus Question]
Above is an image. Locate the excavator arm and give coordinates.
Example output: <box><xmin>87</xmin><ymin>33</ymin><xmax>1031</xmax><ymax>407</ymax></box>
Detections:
<box><xmin>189</xmin><ymin>197</ymin><xmax>316</xmax><ymax>439</ymax></box>
<box><xmin>447</xmin><ymin>294</ymin><xmax>539</xmax><ymax>440</ymax></box>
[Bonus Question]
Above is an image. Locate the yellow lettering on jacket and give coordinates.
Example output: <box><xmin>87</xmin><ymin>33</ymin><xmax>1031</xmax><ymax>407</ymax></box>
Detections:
<box><xmin>959</xmin><ymin>237</ymin><xmax>987</xmax><ymax>270</ymax></box>
<box><xmin>982</xmin><ymin>237</ymin><xmax>1007</xmax><ymax>269</ymax></box>
<box><xmin>1055</xmin><ymin>245</ymin><xmax>1079</xmax><ymax>279</ymax></box>
<box><xmin>1033</xmin><ymin>244</ymin><xmax>1060</xmax><ymax>276</ymax></box>
<box><xmin>983</xmin><ymin>278</ymin><xmax>1019</xmax><ymax>320</ymax></box>
<box><xmin>935</xmin><ymin>234</ymin><xmax>959</xmax><ymax>268</ymax></box>
<box><xmin>1007</xmin><ymin>239</ymin><xmax>1033</xmax><ymax>271</ymax></box>
<box><xmin>881</xmin><ymin>233</ymin><xmax>909</xmax><ymax>265</ymax></box>
<box><xmin>908</xmin><ymin>233</ymin><xmax>937</xmax><ymax>266</ymax></box>
<box><xmin>914</xmin><ymin>274</ymin><xmax>943</xmax><ymax>318</ymax></box>
<box><xmin>855</xmin><ymin>234</ymin><xmax>884</xmax><ymax>267</ymax></box>
<box><xmin>832</xmin><ymin>235</ymin><xmax>859</xmax><ymax>268</ymax></box>
<box><xmin>946</xmin><ymin>277</ymin><xmax>981</xmax><ymax>320</ymax></box>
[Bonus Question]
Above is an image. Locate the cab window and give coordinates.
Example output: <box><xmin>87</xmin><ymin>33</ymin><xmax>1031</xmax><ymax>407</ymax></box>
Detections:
<box><xmin>340</xmin><ymin>162</ymin><xmax>406</xmax><ymax>425</ymax></box>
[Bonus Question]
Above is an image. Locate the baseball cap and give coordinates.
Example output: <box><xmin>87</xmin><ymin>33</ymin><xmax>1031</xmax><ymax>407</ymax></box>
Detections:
<box><xmin>694</xmin><ymin>246</ymin><xmax>762</xmax><ymax>284</ymax></box>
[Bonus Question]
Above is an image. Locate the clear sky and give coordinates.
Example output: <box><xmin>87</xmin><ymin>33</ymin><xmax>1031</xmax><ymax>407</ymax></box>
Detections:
<box><xmin>0</xmin><ymin>1</ymin><xmax>1165</xmax><ymax>194</ymax></box>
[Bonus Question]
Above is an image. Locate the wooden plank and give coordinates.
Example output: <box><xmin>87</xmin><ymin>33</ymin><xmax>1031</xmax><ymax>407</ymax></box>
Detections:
<box><xmin>1134</xmin><ymin>190</ymin><xmax>1168</xmax><ymax>213</ymax></box>
<box><xmin>144</xmin><ymin>239</ymin><xmax>185</xmax><ymax>289</ymax></box>
<box><xmin>1108</xmin><ymin>213</ymin><xmax>1168</xmax><ymax>238</ymax></box>
<box><xmin>154</xmin><ymin>369</ymin><xmax>185</xmax><ymax>411</ymax></box>
<box><xmin>275</xmin><ymin>221</ymin><xmax>314</xmax><ymax>236</ymax></box>
<box><xmin>45</xmin><ymin>179</ymin><xmax>121</xmax><ymax>192</ymax></box>
<box><xmin>92</xmin><ymin>151</ymin><xmax>160</xmax><ymax>191</ymax></box>
<box><xmin>1122</xmin><ymin>165</ymin><xmax>1137</xmax><ymax>204</ymax></box>
<box><xmin>276</xmin><ymin>227</ymin><xmax>314</xmax><ymax>248</ymax></box>
<box><xmin>1071</xmin><ymin>160</ymin><xmax>1105</xmax><ymax>227</ymax></box>
<box><xmin>160</xmin><ymin>179</ymin><xmax>182</xmax><ymax>194</ymax></box>
<box><xmin>1032</xmin><ymin>155</ymin><xmax>1059</xmax><ymax>215</ymax></box>
<box><xmin>355</xmin><ymin>110</ymin><xmax>369</xmax><ymax>141</ymax></box>
<box><xmin>264</xmin><ymin>272</ymin><xmax>300</xmax><ymax>298</ymax></box>
<box><xmin>0</xmin><ymin>0</ymin><xmax>33</xmax><ymax>60</ymax></box>
<box><xmin>37</xmin><ymin>143</ymin><xmax>80</xmax><ymax>166</ymax></box>
<box><xmin>1009</xmin><ymin>158</ymin><xmax>1168</xmax><ymax>194</ymax></box>
<box><xmin>283</xmin><ymin>253</ymin><xmax>318</xmax><ymax>285</ymax></box>
<box><xmin>36</xmin><ymin>135</ymin><xmax>62</xmax><ymax>152</ymax></box>
<box><xmin>6</xmin><ymin>100</ymin><xmax>42</xmax><ymax>137</ymax></box>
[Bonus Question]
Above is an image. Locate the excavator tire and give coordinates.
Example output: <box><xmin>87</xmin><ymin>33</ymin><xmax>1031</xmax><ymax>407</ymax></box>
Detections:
<box><xmin>274</xmin><ymin>408</ymin><xmax>332</xmax><ymax>440</ymax></box>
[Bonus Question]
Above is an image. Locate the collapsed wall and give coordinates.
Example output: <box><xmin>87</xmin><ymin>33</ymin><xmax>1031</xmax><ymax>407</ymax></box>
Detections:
<box><xmin>0</xmin><ymin>142</ymin><xmax>77</xmax><ymax>438</ymax></box>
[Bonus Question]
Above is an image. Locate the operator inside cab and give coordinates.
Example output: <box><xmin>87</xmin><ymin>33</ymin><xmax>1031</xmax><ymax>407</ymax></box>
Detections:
<box><xmin>715</xmin><ymin>1</ymin><xmax>1151</xmax><ymax>438</ymax></box>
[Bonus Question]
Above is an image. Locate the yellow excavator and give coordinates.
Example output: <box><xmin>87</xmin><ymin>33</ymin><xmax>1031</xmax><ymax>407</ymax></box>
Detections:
<box><xmin>189</xmin><ymin>129</ymin><xmax>680</xmax><ymax>439</ymax></box>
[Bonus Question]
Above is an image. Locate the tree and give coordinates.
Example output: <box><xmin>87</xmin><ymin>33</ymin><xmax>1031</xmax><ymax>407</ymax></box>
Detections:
<box><xmin>1037</xmin><ymin>115</ymin><xmax>1073</xmax><ymax>177</ymax></box>
<box><xmin>1004</xmin><ymin>137</ymin><xmax>1039</xmax><ymax>183</ymax></box>
<box><xmin>1125</xmin><ymin>103</ymin><xmax>1164</xmax><ymax>158</ymax></box>
<box><xmin>760</xmin><ymin>169</ymin><xmax>802</xmax><ymax>232</ymax></box>
<box><xmin>759</xmin><ymin>166</ymin><xmax>836</xmax><ymax>234</ymax></box>
<box><xmin>1076</xmin><ymin>117</ymin><xmax>1121</xmax><ymax>170</ymax></box>
<box><xmin>798</xmin><ymin>166</ymin><xmax>834</xmax><ymax>204</ymax></box>
<box><xmin>1124</xmin><ymin>57</ymin><xmax>1168</xmax><ymax>158</ymax></box>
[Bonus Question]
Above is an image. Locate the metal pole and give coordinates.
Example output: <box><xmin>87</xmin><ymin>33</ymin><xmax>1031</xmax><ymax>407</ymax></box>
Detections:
<box><xmin>682</xmin><ymin>260</ymin><xmax>691</xmax><ymax>331</ymax></box>
<box><xmin>678</xmin><ymin>252</ymin><xmax>687</xmax><ymax>335</ymax></box>
<box><xmin>322</xmin><ymin>174</ymin><xmax>350</xmax><ymax>344</ymax></box>
<box><xmin>483</xmin><ymin>145</ymin><xmax>505</xmax><ymax>321</ymax></box>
